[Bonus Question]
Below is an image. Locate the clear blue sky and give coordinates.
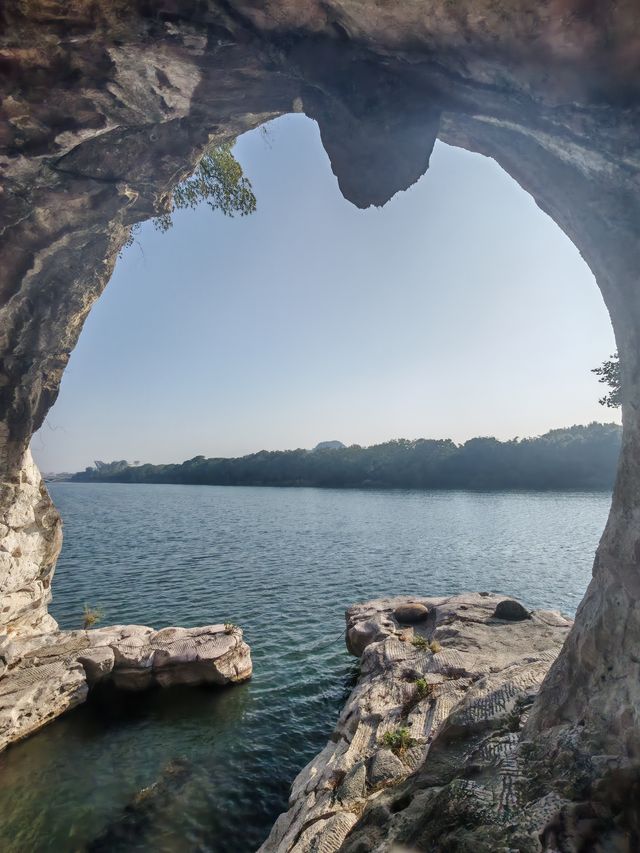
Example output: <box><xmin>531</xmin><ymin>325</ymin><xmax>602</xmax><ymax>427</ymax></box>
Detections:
<box><xmin>32</xmin><ymin>114</ymin><xmax>618</xmax><ymax>473</ymax></box>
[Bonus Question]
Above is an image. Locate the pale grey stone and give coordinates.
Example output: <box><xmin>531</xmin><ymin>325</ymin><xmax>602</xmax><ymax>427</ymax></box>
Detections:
<box><xmin>367</xmin><ymin>750</ymin><xmax>407</xmax><ymax>786</ymax></box>
<box><xmin>335</xmin><ymin>761</ymin><xmax>366</xmax><ymax>804</ymax></box>
<box><xmin>0</xmin><ymin>624</ymin><xmax>252</xmax><ymax>752</ymax></box>
<box><xmin>259</xmin><ymin>594</ymin><xmax>571</xmax><ymax>852</ymax></box>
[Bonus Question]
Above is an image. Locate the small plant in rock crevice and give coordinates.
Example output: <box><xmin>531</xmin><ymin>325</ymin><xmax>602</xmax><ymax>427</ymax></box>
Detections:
<box><xmin>401</xmin><ymin>678</ymin><xmax>434</xmax><ymax>717</ymax></box>
<box><xmin>412</xmin><ymin>635</ymin><xmax>442</xmax><ymax>653</ymax></box>
<box><xmin>82</xmin><ymin>604</ymin><xmax>104</xmax><ymax>629</ymax></box>
<box><xmin>224</xmin><ymin>622</ymin><xmax>238</xmax><ymax>635</ymax></box>
<box><xmin>415</xmin><ymin>677</ymin><xmax>432</xmax><ymax>698</ymax></box>
<box><xmin>381</xmin><ymin>727</ymin><xmax>416</xmax><ymax>755</ymax></box>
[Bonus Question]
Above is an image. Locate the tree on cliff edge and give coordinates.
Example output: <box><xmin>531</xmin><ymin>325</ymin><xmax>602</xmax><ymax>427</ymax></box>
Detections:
<box><xmin>154</xmin><ymin>141</ymin><xmax>256</xmax><ymax>231</ymax></box>
<box><xmin>123</xmin><ymin>141</ymin><xmax>256</xmax><ymax>251</ymax></box>
<box><xmin>592</xmin><ymin>353</ymin><xmax>621</xmax><ymax>408</ymax></box>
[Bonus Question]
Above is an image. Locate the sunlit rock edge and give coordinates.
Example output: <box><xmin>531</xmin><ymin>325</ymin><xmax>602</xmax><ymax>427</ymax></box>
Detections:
<box><xmin>260</xmin><ymin>593</ymin><xmax>582</xmax><ymax>852</ymax></box>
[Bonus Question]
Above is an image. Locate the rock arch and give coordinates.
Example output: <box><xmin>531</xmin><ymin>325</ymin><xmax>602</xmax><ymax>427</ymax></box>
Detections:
<box><xmin>2</xmin><ymin>0</ymin><xmax>640</xmax><ymax>820</ymax></box>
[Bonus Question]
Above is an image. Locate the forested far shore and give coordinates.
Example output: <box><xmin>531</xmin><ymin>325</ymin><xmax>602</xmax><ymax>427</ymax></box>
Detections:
<box><xmin>70</xmin><ymin>423</ymin><xmax>621</xmax><ymax>491</ymax></box>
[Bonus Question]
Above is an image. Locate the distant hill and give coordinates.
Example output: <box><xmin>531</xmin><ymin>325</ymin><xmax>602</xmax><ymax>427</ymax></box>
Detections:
<box><xmin>313</xmin><ymin>440</ymin><xmax>346</xmax><ymax>451</ymax></box>
<box><xmin>42</xmin><ymin>472</ymin><xmax>74</xmax><ymax>482</ymax></box>
<box><xmin>71</xmin><ymin>423</ymin><xmax>621</xmax><ymax>491</ymax></box>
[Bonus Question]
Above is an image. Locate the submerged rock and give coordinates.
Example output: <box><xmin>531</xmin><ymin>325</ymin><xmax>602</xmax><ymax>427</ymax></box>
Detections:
<box><xmin>259</xmin><ymin>592</ymin><xmax>572</xmax><ymax>853</ymax></box>
<box><xmin>87</xmin><ymin>757</ymin><xmax>195</xmax><ymax>851</ymax></box>
<box><xmin>0</xmin><ymin>623</ymin><xmax>251</xmax><ymax>752</ymax></box>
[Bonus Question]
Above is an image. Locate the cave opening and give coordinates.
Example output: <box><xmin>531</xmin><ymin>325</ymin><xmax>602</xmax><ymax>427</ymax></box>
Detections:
<box><xmin>0</xmin><ymin>113</ymin><xmax>618</xmax><ymax>852</ymax></box>
<box><xmin>33</xmin><ymin>113</ymin><xmax>617</xmax><ymax>479</ymax></box>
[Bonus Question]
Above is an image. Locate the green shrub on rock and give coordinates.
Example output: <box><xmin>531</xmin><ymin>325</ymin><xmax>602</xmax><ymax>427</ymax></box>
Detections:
<box><xmin>381</xmin><ymin>727</ymin><xmax>416</xmax><ymax>754</ymax></box>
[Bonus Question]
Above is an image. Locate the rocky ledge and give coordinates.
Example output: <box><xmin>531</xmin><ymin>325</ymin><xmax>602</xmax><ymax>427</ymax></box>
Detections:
<box><xmin>260</xmin><ymin>593</ymin><xmax>572</xmax><ymax>853</ymax></box>
<box><xmin>0</xmin><ymin>623</ymin><xmax>251</xmax><ymax>752</ymax></box>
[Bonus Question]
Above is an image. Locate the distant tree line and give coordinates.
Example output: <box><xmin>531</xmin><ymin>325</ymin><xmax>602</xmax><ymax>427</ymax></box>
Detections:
<box><xmin>72</xmin><ymin>424</ymin><xmax>621</xmax><ymax>491</ymax></box>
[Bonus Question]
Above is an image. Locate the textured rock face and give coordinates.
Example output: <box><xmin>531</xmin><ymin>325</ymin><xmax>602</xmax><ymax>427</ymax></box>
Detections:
<box><xmin>0</xmin><ymin>623</ymin><xmax>251</xmax><ymax>751</ymax></box>
<box><xmin>0</xmin><ymin>448</ymin><xmax>60</xmax><ymax>635</ymax></box>
<box><xmin>260</xmin><ymin>594</ymin><xmax>572</xmax><ymax>852</ymax></box>
<box><xmin>2</xmin><ymin>0</ymin><xmax>640</xmax><ymax>837</ymax></box>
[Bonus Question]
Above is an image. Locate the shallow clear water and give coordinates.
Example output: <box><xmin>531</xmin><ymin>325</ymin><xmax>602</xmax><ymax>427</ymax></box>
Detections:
<box><xmin>0</xmin><ymin>484</ymin><xmax>611</xmax><ymax>852</ymax></box>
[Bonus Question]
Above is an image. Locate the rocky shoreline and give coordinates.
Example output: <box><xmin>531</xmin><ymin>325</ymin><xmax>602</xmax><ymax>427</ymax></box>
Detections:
<box><xmin>260</xmin><ymin>593</ymin><xmax>572</xmax><ymax>853</ymax></box>
<box><xmin>0</xmin><ymin>623</ymin><xmax>252</xmax><ymax>752</ymax></box>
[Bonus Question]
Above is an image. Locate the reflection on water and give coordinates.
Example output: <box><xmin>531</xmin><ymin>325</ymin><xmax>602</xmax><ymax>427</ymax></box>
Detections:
<box><xmin>0</xmin><ymin>483</ymin><xmax>610</xmax><ymax>851</ymax></box>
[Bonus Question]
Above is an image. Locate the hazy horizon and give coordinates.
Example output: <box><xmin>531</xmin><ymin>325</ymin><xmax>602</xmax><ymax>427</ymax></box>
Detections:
<box><xmin>38</xmin><ymin>421</ymin><xmax>621</xmax><ymax>474</ymax></box>
<box><xmin>32</xmin><ymin>114</ymin><xmax>619</xmax><ymax>473</ymax></box>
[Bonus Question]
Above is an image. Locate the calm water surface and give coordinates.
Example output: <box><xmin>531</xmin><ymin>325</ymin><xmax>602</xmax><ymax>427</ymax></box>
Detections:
<box><xmin>0</xmin><ymin>484</ymin><xmax>611</xmax><ymax>851</ymax></box>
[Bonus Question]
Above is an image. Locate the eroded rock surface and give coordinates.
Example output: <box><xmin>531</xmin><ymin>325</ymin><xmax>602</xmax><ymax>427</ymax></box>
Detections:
<box><xmin>0</xmin><ymin>449</ymin><xmax>60</xmax><ymax>635</ymax></box>
<box><xmin>260</xmin><ymin>593</ymin><xmax>571</xmax><ymax>853</ymax></box>
<box><xmin>0</xmin><ymin>623</ymin><xmax>251</xmax><ymax>752</ymax></box>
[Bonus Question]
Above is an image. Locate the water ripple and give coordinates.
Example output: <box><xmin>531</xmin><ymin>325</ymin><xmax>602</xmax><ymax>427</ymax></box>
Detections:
<box><xmin>0</xmin><ymin>483</ymin><xmax>610</xmax><ymax>852</ymax></box>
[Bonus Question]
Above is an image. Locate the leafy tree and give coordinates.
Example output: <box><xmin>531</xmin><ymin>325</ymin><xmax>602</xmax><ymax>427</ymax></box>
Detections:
<box><xmin>154</xmin><ymin>142</ymin><xmax>256</xmax><ymax>232</ymax></box>
<box><xmin>592</xmin><ymin>353</ymin><xmax>621</xmax><ymax>408</ymax></box>
<box><xmin>122</xmin><ymin>142</ymin><xmax>256</xmax><ymax>252</ymax></box>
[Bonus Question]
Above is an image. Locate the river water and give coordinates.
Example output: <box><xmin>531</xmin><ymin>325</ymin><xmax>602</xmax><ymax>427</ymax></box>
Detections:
<box><xmin>0</xmin><ymin>483</ymin><xmax>611</xmax><ymax>851</ymax></box>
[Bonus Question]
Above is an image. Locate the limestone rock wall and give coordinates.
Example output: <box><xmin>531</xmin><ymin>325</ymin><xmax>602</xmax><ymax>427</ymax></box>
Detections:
<box><xmin>0</xmin><ymin>449</ymin><xmax>60</xmax><ymax>635</ymax></box>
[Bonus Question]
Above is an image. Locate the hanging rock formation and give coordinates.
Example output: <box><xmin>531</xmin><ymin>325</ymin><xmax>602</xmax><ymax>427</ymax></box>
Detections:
<box><xmin>2</xmin><ymin>1</ymin><xmax>640</xmax><ymax>847</ymax></box>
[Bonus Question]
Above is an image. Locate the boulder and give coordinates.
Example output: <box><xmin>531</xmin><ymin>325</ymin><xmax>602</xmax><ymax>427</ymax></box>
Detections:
<box><xmin>77</xmin><ymin>646</ymin><xmax>115</xmax><ymax>686</ymax></box>
<box><xmin>335</xmin><ymin>761</ymin><xmax>366</xmax><ymax>805</ymax></box>
<box><xmin>346</xmin><ymin>618</ymin><xmax>388</xmax><ymax>657</ymax></box>
<box><xmin>393</xmin><ymin>603</ymin><xmax>429</xmax><ymax>624</ymax></box>
<box><xmin>367</xmin><ymin>749</ymin><xmax>407</xmax><ymax>786</ymax></box>
<box><xmin>493</xmin><ymin>599</ymin><xmax>531</xmax><ymax>621</ymax></box>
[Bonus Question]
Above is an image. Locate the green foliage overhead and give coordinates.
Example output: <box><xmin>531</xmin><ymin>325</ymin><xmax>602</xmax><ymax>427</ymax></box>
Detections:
<box><xmin>73</xmin><ymin>423</ymin><xmax>622</xmax><ymax>491</ymax></box>
<box><xmin>123</xmin><ymin>142</ymin><xmax>255</xmax><ymax>251</ymax></box>
<box><xmin>592</xmin><ymin>352</ymin><xmax>621</xmax><ymax>408</ymax></box>
<box><xmin>154</xmin><ymin>142</ymin><xmax>256</xmax><ymax>232</ymax></box>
